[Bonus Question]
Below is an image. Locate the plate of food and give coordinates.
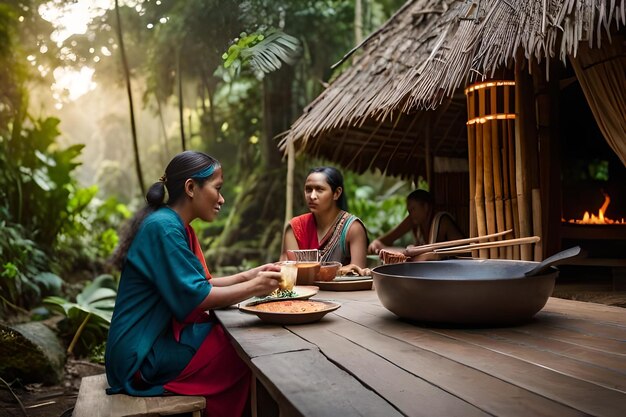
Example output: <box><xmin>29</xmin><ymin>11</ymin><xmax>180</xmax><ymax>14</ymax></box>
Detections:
<box><xmin>239</xmin><ymin>299</ymin><xmax>341</xmax><ymax>324</ymax></box>
<box><xmin>242</xmin><ymin>285</ymin><xmax>319</xmax><ymax>307</ymax></box>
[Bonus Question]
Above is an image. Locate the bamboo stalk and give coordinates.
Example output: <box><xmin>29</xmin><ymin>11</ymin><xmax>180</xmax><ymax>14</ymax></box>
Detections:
<box><xmin>475</xmin><ymin>88</ymin><xmax>488</xmax><ymax>259</ymax></box>
<box><xmin>483</xmin><ymin>116</ymin><xmax>498</xmax><ymax>259</ymax></box>
<box><xmin>515</xmin><ymin>58</ymin><xmax>534</xmax><ymax>261</ymax></box>
<box><xmin>532</xmin><ymin>188</ymin><xmax>543</xmax><ymax>261</ymax></box>
<box><xmin>433</xmin><ymin>236</ymin><xmax>540</xmax><ymax>255</ymax></box>
<box><xmin>467</xmin><ymin>89</ymin><xmax>477</xmax><ymax>258</ymax></box>
<box><xmin>508</xmin><ymin>119</ymin><xmax>520</xmax><ymax>259</ymax></box>
<box><xmin>405</xmin><ymin>229</ymin><xmax>513</xmax><ymax>257</ymax></box>
<box><xmin>502</xmin><ymin>85</ymin><xmax>514</xmax><ymax>259</ymax></box>
<box><xmin>491</xmin><ymin>88</ymin><xmax>506</xmax><ymax>259</ymax></box>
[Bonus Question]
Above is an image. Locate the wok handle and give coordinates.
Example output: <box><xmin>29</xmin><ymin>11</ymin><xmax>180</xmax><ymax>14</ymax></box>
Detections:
<box><xmin>433</xmin><ymin>236</ymin><xmax>540</xmax><ymax>254</ymax></box>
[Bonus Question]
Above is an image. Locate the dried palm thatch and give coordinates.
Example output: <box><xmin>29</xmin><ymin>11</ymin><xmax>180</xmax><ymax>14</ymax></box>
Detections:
<box><xmin>281</xmin><ymin>0</ymin><xmax>625</xmax><ymax>179</ymax></box>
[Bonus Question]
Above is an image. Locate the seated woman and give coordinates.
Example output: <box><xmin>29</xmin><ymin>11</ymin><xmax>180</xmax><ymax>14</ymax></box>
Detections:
<box><xmin>368</xmin><ymin>189</ymin><xmax>465</xmax><ymax>259</ymax></box>
<box><xmin>105</xmin><ymin>151</ymin><xmax>282</xmax><ymax>417</ymax></box>
<box><xmin>281</xmin><ymin>167</ymin><xmax>368</xmax><ymax>274</ymax></box>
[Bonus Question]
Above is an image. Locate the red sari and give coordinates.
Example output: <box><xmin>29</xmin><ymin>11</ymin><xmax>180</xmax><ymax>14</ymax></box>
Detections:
<box><xmin>163</xmin><ymin>226</ymin><xmax>250</xmax><ymax>417</ymax></box>
<box><xmin>289</xmin><ymin>211</ymin><xmax>363</xmax><ymax>264</ymax></box>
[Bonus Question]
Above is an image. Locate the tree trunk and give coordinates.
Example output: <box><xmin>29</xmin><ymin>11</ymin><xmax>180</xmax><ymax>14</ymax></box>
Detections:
<box><xmin>114</xmin><ymin>0</ymin><xmax>144</xmax><ymax>196</ymax></box>
<box><xmin>177</xmin><ymin>48</ymin><xmax>186</xmax><ymax>151</ymax></box>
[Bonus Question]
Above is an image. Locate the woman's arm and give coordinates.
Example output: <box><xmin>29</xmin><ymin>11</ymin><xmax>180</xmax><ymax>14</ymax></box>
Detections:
<box><xmin>368</xmin><ymin>215</ymin><xmax>414</xmax><ymax>253</ymax></box>
<box><xmin>280</xmin><ymin>226</ymin><xmax>299</xmax><ymax>261</ymax></box>
<box><xmin>347</xmin><ymin>221</ymin><xmax>368</xmax><ymax>268</ymax></box>
<box><xmin>440</xmin><ymin>216</ymin><xmax>465</xmax><ymax>242</ymax></box>
<box><xmin>211</xmin><ymin>263</ymin><xmax>280</xmax><ymax>287</ymax></box>
<box><xmin>198</xmin><ymin>270</ymin><xmax>281</xmax><ymax>310</ymax></box>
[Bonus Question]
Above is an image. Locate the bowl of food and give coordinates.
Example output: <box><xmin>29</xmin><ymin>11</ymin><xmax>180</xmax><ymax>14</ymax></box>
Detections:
<box><xmin>295</xmin><ymin>262</ymin><xmax>321</xmax><ymax>285</ymax></box>
<box><xmin>317</xmin><ymin>261</ymin><xmax>342</xmax><ymax>281</ymax></box>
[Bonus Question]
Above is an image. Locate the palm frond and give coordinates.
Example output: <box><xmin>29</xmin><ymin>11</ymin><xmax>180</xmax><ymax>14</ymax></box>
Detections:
<box><xmin>241</xmin><ymin>31</ymin><xmax>301</xmax><ymax>74</ymax></box>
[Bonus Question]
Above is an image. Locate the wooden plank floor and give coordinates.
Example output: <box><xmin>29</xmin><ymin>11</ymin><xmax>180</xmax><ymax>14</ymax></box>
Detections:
<box><xmin>217</xmin><ymin>291</ymin><xmax>626</xmax><ymax>417</ymax></box>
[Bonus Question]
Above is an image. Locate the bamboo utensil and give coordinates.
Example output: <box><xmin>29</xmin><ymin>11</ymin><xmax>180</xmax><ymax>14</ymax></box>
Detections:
<box><xmin>433</xmin><ymin>236</ymin><xmax>540</xmax><ymax>255</ymax></box>
<box><xmin>404</xmin><ymin>229</ymin><xmax>513</xmax><ymax>257</ymax></box>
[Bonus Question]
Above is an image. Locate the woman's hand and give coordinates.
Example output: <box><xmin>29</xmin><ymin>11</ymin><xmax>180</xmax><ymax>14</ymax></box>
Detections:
<box><xmin>368</xmin><ymin>239</ymin><xmax>386</xmax><ymax>254</ymax></box>
<box><xmin>248</xmin><ymin>270</ymin><xmax>282</xmax><ymax>297</ymax></box>
<box><xmin>338</xmin><ymin>264</ymin><xmax>371</xmax><ymax>277</ymax></box>
<box><xmin>241</xmin><ymin>263</ymin><xmax>280</xmax><ymax>281</ymax></box>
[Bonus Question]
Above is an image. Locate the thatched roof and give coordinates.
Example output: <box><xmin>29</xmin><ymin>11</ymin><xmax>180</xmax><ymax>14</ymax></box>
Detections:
<box><xmin>282</xmin><ymin>0</ymin><xmax>626</xmax><ymax>179</ymax></box>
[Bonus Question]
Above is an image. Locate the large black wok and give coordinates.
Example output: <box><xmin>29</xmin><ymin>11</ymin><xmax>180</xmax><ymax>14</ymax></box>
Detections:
<box><xmin>372</xmin><ymin>259</ymin><xmax>558</xmax><ymax>325</ymax></box>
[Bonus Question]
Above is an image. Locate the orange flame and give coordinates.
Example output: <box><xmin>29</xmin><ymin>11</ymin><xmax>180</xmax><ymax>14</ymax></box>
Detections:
<box><xmin>567</xmin><ymin>193</ymin><xmax>626</xmax><ymax>225</ymax></box>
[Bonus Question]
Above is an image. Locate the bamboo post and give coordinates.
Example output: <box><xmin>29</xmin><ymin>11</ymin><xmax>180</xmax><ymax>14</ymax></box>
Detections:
<box><xmin>532</xmin><ymin>188</ymin><xmax>543</xmax><ymax>260</ymax></box>
<box><xmin>534</xmin><ymin>60</ymin><xmax>562</xmax><ymax>259</ymax></box>
<box><xmin>475</xmin><ymin>88</ymin><xmax>488</xmax><ymax>258</ymax></box>
<box><xmin>490</xmin><ymin>88</ymin><xmax>505</xmax><ymax>258</ymax></box>
<box><xmin>467</xmin><ymin>92</ymin><xmax>478</xmax><ymax>258</ymax></box>
<box><xmin>515</xmin><ymin>58</ymin><xmax>533</xmax><ymax>261</ymax></box>
<box><xmin>501</xmin><ymin>85</ymin><xmax>514</xmax><ymax>259</ymax></box>
<box><xmin>483</xmin><ymin>115</ymin><xmax>498</xmax><ymax>258</ymax></box>
<box><xmin>507</xmin><ymin>119</ymin><xmax>520</xmax><ymax>259</ymax></box>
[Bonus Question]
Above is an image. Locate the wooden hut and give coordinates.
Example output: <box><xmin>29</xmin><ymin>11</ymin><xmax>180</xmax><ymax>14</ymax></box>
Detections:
<box><xmin>281</xmin><ymin>0</ymin><xmax>626</xmax><ymax>261</ymax></box>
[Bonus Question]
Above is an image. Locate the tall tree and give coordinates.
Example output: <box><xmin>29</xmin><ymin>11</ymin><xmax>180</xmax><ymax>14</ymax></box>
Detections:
<box><xmin>114</xmin><ymin>0</ymin><xmax>144</xmax><ymax>196</ymax></box>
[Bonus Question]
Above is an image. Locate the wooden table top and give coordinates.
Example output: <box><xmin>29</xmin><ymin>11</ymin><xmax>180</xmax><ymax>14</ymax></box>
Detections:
<box><xmin>215</xmin><ymin>291</ymin><xmax>626</xmax><ymax>417</ymax></box>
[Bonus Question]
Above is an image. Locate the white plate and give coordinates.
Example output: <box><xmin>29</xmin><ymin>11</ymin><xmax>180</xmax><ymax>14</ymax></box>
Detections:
<box><xmin>333</xmin><ymin>275</ymin><xmax>372</xmax><ymax>282</ymax></box>
<box><xmin>242</xmin><ymin>285</ymin><xmax>319</xmax><ymax>307</ymax></box>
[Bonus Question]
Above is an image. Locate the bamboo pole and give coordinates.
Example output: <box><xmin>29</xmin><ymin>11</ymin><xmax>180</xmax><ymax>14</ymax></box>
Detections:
<box><xmin>507</xmin><ymin>119</ymin><xmax>520</xmax><ymax>259</ymax></box>
<box><xmin>475</xmin><ymin>88</ymin><xmax>488</xmax><ymax>259</ymax></box>
<box><xmin>532</xmin><ymin>188</ymin><xmax>543</xmax><ymax>261</ymax></box>
<box><xmin>466</xmin><ymin>88</ymin><xmax>477</xmax><ymax>258</ymax></box>
<box><xmin>491</xmin><ymin>90</ymin><xmax>506</xmax><ymax>259</ymax></box>
<box><xmin>502</xmin><ymin>85</ymin><xmax>514</xmax><ymax>259</ymax></box>
<box><xmin>483</xmin><ymin>117</ymin><xmax>498</xmax><ymax>259</ymax></box>
<box><xmin>515</xmin><ymin>58</ymin><xmax>533</xmax><ymax>261</ymax></box>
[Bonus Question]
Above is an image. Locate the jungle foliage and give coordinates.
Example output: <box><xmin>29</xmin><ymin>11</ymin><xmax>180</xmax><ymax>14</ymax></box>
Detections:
<box><xmin>1</xmin><ymin>0</ymin><xmax>409</xmax><ymax>357</ymax></box>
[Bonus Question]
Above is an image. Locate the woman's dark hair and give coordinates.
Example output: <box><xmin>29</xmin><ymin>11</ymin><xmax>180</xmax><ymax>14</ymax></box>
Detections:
<box><xmin>308</xmin><ymin>166</ymin><xmax>348</xmax><ymax>211</ymax></box>
<box><xmin>110</xmin><ymin>151</ymin><xmax>220</xmax><ymax>269</ymax></box>
<box><xmin>406</xmin><ymin>189</ymin><xmax>433</xmax><ymax>205</ymax></box>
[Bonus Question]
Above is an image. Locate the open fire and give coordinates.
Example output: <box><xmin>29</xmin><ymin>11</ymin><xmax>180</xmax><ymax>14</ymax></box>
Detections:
<box><xmin>566</xmin><ymin>193</ymin><xmax>626</xmax><ymax>225</ymax></box>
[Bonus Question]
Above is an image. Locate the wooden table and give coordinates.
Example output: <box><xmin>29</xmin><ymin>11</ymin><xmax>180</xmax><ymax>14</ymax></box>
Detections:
<box><xmin>214</xmin><ymin>290</ymin><xmax>626</xmax><ymax>417</ymax></box>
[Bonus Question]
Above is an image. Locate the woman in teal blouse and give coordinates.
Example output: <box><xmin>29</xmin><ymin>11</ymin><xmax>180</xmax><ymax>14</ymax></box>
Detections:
<box><xmin>105</xmin><ymin>151</ymin><xmax>281</xmax><ymax>417</ymax></box>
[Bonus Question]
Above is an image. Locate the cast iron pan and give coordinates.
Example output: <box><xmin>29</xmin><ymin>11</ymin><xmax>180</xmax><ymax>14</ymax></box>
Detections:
<box><xmin>371</xmin><ymin>247</ymin><xmax>582</xmax><ymax>325</ymax></box>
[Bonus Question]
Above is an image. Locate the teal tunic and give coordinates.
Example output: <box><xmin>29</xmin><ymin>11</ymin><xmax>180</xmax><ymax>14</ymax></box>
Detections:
<box><xmin>105</xmin><ymin>207</ymin><xmax>212</xmax><ymax>396</ymax></box>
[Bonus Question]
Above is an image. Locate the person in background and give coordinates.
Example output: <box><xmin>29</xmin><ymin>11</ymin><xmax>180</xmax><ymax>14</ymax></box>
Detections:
<box><xmin>281</xmin><ymin>166</ymin><xmax>369</xmax><ymax>275</ymax></box>
<box><xmin>368</xmin><ymin>189</ymin><xmax>465</xmax><ymax>257</ymax></box>
<box><xmin>106</xmin><ymin>151</ymin><xmax>281</xmax><ymax>417</ymax></box>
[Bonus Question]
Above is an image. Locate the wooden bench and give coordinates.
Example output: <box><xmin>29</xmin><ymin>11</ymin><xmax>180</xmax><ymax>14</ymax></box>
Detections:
<box><xmin>73</xmin><ymin>374</ymin><xmax>205</xmax><ymax>417</ymax></box>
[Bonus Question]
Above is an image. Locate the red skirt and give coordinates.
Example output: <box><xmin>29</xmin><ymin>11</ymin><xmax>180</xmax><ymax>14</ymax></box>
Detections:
<box><xmin>164</xmin><ymin>323</ymin><xmax>250</xmax><ymax>417</ymax></box>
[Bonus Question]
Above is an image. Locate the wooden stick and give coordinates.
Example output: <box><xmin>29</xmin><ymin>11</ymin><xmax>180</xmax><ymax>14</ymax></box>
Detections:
<box><xmin>405</xmin><ymin>229</ymin><xmax>513</xmax><ymax>257</ymax></box>
<box><xmin>433</xmin><ymin>236</ymin><xmax>540</xmax><ymax>254</ymax></box>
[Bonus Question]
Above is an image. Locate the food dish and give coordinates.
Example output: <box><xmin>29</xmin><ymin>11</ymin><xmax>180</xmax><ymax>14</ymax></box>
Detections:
<box><xmin>314</xmin><ymin>276</ymin><xmax>373</xmax><ymax>291</ymax></box>
<box><xmin>317</xmin><ymin>261</ymin><xmax>342</xmax><ymax>281</ymax></box>
<box><xmin>239</xmin><ymin>299</ymin><xmax>341</xmax><ymax>324</ymax></box>
<box><xmin>242</xmin><ymin>285</ymin><xmax>319</xmax><ymax>307</ymax></box>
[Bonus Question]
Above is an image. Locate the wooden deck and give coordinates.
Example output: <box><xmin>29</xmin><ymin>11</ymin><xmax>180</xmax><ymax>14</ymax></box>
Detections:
<box><xmin>215</xmin><ymin>290</ymin><xmax>626</xmax><ymax>417</ymax></box>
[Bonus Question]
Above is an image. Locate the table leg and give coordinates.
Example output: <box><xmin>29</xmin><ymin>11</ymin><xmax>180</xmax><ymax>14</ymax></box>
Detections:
<box><xmin>251</xmin><ymin>375</ymin><xmax>279</xmax><ymax>417</ymax></box>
